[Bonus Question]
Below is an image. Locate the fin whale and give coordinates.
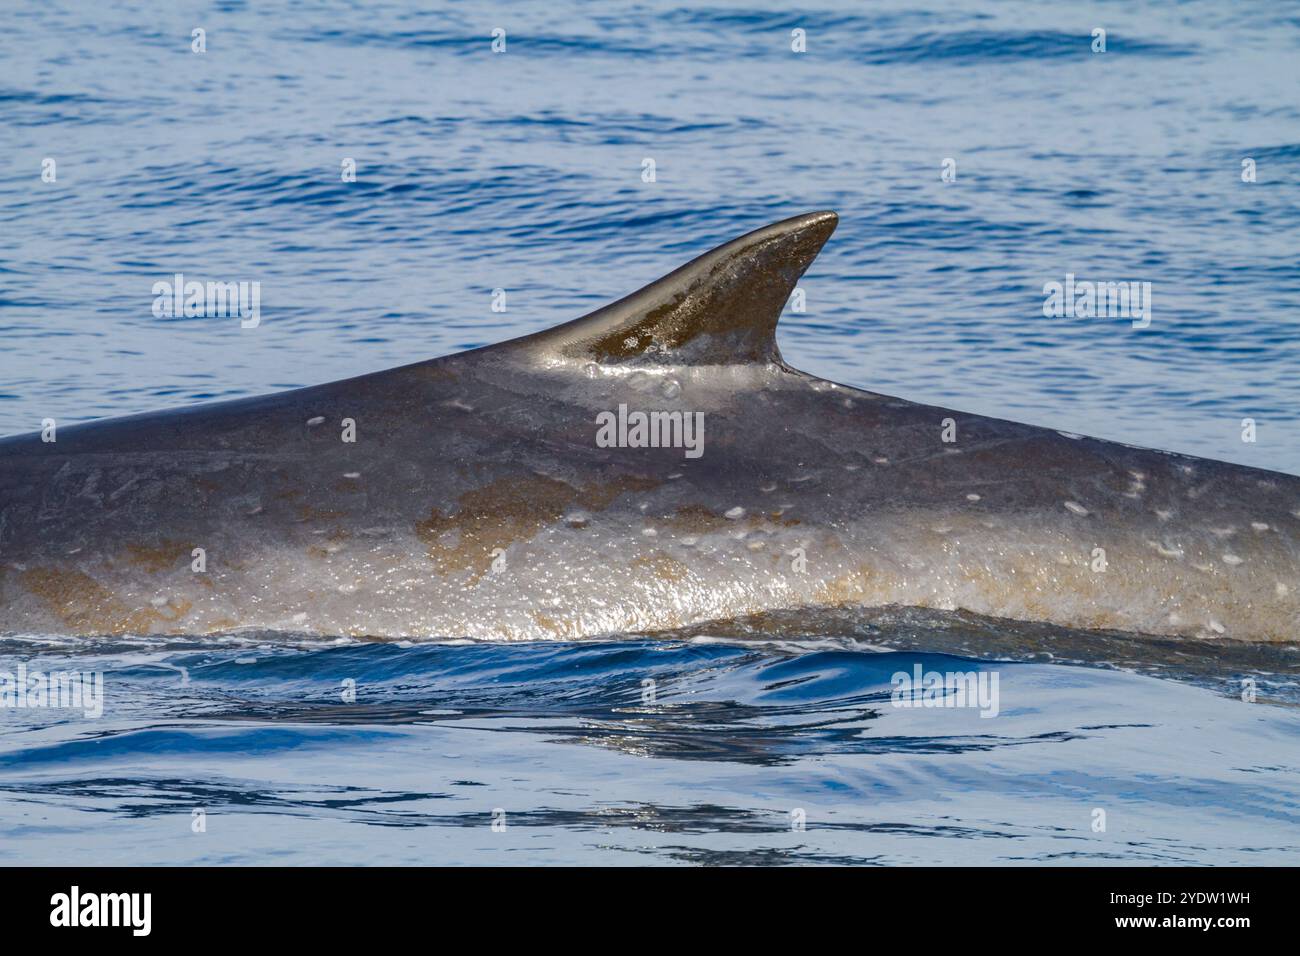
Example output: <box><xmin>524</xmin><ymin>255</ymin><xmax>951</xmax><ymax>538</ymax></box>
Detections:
<box><xmin>1</xmin><ymin>211</ymin><xmax>1297</xmax><ymax>642</ymax></box>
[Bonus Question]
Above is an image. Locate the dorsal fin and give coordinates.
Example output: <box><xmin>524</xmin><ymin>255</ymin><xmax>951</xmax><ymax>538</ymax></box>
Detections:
<box><xmin>501</xmin><ymin>210</ymin><xmax>837</xmax><ymax>368</ymax></box>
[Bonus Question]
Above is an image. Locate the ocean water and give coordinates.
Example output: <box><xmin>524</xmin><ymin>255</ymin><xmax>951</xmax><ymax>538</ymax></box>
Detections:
<box><xmin>2</xmin><ymin>0</ymin><xmax>1299</xmax><ymax>865</ymax></box>
<box><xmin>2</xmin><ymin>631</ymin><xmax>1299</xmax><ymax>866</ymax></box>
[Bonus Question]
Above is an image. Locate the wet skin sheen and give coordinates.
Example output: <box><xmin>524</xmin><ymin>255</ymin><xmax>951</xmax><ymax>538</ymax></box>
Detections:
<box><xmin>1</xmin><ymin>212</ymin><xmax>1297</xmax><ymax>641</ymax></box>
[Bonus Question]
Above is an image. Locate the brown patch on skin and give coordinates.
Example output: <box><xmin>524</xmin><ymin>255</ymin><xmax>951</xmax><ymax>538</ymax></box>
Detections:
<box><xmin>333</xmin><ymin>477</ymin><xmax>363</xmax><ymax>493</ymax></box>
<box><xmin>590</xmin><ymin>296</ymin><xmax>687</xmax><ymax>361</ymax></box>
<box><xmin>416</xmin><ymin>473</ymin><xmax>661</xmax><ymax>582</ymax></box>
<box><xmin>417</xmin><ymin>475</ymin><xmax>576</xmax><ymax>581</ymax></box>
<box><xmin>297</xmin><ymin>504</ymin><xmax>346</xmax><ymax>522</ymax></box>
<box><xmin>307</xmin><ymin>531</ymin><xmax>348</xmax><ymax>558</ymax></box>
<box><xmin>123</xmin><ymin>540</ymin><xmax>195</xmax><ymax>574</ymax></box>
<box><xmin>19</xmin><ymin>567</ymin><xmax>177</xmax><ymax>635</ymax></box>
<box><xmin>530</xmin><ymin>610</ymin><xmax>566</xmax><ymax>635</ymax></box>
<box><xmin>654</xmin><ymin>504</ymin><xmax>800</xmax><ymax>534</ymax></box>
<box><xmin>814</xmin><ymin>566</ymin><xmax>873</xmax><ymax>605</ymax></box>
<box><xmin>578</xmin><ymin>475</ymin><xmax>660</xmax><ymax>510</ymax></box>
<box><xmin>630</xmin><ymin>551</ymin><xmax>689</xmax><ymax>584</ymax></box>
<box><xmin>153</xmin><ymin>598</ymin><xmax>193</xmax><ymax>624</ymax></box>
<box><xmin>659</xmin><ymin>504</ymin><xmax>732</xmax><ymax>533</ymax></box>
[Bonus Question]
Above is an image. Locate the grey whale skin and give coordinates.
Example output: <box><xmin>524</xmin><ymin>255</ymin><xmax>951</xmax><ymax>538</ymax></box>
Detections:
<box><xmin>1</xmin><ymin>211</ymin><xmax>1297</xmax><ymax>641</ymax></box>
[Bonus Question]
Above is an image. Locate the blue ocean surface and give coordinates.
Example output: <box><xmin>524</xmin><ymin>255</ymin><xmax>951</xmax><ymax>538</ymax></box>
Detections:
<box><xmin>1</xmin><ymin>0</ymin><xmax>1299</xmax><ymax>865</ymax></box>
<box><xmin>2</xmin><ymin>634</ymin><xmax>1299</xmax><ymax>865</ymax></box>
